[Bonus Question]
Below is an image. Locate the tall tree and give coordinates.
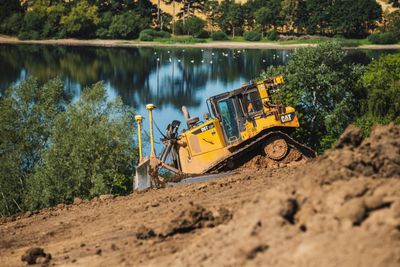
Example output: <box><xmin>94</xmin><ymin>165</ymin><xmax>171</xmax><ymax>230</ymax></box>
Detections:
<box><xmin>27</xmin><ymin>82</ymin><xmax>137</xmax><ymax>210</ymax></box>
<box><xmin>331</xmin><ymin>0</ymin><xmax>382</xmax><ymax>37</ymax></box>
<box><xmin>0</xmin><ymin>0</ymin><xmax>22</xmax><ymax>21</ymax></box>
<box><xmin>280</xmin><ymin>0</ymin><xmax>299</xmax><ymax>33</ymax></box>
<box><xmin>60</xmin><ymin>0</ymin><xmax>100</xmax><ymax>37</ymax></box>
<box><xmin>305</xmin><ymin>0</ymin><xmax>332</xmax><ymax>35</ymax></box>
<box><xmin>0</xmin><ymin>78</ymin><xmax>68</xmax><ymax>216</ymax></box>
<box><xmin>203</xmin><ymin>0</ymin><xmax>220</xmax><ymax>33</ymax></box>
<box><xmin>255</xmin><ymin>7</ymin><xmax>275</xmax><ymax>37</ymax></box>
<box><xmin>216</xmin><ymin>0</ymin><xmax>244</xmax><ymax>37</ymax></box>
<box><xmin>271</xmin><ymin>42</ymin><xmax>365</xmax><ymax>151</ymax></box>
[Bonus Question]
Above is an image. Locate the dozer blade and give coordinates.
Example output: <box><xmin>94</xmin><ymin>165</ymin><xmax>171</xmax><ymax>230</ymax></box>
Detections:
<box><xmin>135</xmin><ymin>158</ymin><xmax>151</xmax><ymax>191</ymax></box>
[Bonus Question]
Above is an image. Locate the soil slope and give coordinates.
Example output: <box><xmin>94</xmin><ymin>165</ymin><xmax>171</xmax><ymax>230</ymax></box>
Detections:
<box><xmin>1</xmin><ymin>124</ymin><xmax>400</xmax><ymax>267</ymax></box>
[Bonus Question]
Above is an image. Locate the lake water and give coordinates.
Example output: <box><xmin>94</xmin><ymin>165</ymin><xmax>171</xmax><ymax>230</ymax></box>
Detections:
<box><xmin>0</xmin><ymin>44</ymin><xmax>397</xmax><ymax>152</ymax></box>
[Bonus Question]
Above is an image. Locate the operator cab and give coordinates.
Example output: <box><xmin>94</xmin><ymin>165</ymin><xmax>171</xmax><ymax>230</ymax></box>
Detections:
<box><xmin>208</xmin><ymin>83</ymin><xmax>261</xmax><ymax>145</ymax></box>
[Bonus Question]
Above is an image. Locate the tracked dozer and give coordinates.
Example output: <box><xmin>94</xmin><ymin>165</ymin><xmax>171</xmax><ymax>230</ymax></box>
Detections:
<box><xmin>134</xmin><ymin>76</ymin><xmax>316</xmax><ymax>190</ymax></box>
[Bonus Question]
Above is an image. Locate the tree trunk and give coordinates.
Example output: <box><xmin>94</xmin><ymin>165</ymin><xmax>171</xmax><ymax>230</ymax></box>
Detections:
<box><xmin>172</xmin><ymin>0</ymin><xmax>175</xmax><ymax>35</ymax></box>
<box><xmin>157</xmin><ymin>0</ymin><xmax>161</xmax><ymax>23</ymax></box>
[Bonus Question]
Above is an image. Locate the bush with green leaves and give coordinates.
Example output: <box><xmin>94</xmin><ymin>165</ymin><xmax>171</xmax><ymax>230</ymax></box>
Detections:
<box><xmin>211</xmin><ymin>31</ymin><xmax>228</xmax><ymax>40</ymax></box>
<box><xmin>355</xmin><ymin>53</ymin><xmax>400</xmax><ymax>135</ymax></box>
<box><xmin>0</xmin><ymin>78</ymin><xmax>138</xmax><ymax>216</ymax></box>
<box><xmin>260</xmin><ymin>42</ymin><xmax>365</xmax><ymax>151</ymax></box>
<box><xmin>184</xmin><ymin>17</ymin><xmax>206</xmax><ymax>37</ymax></box>
<box><xmin>0</xmin><ymin>78</ymin><xmax>68</xmax><ymax>216</ymax></box>
<box><xmin>337</xmin><ymin>39</ymin><xmax>359</xmax><ymax>47</ymax></box>
<box><xmin>243</xmin><ymin>30</ymin><xmax>262</xmax><ymax>41</ymax></box>
<box><xmin>368</xmin><ymin>32</ymin><xmax>399</xmax><ymax>44</ymax></box>
<box><xmin>20</xmin><ymin>10</ymin><xmax>46</xmax><ymax>39</ymax></box>
<box><xmin>108</xmin><ymin>11</ymin><xmax>146</xmax><ymax>39</ymax></box>
<box><xmin>42</xmin><ymin>5</ymin><xmax>66</xmax><ymax>38</ymax></box>
<box><xmin>266</xmin><ymin>31</ymin><xmax>279</xmax><ymax>41</ymax></box>
<box><xmin>139</xmin><ymin>29</ymin><xmax>171</xmax><ymax>41</ymax></box>
<box><xmin>0</xmin><ymin>13</ymin><xmax>23</xmax><ymax>35</ymax></box>
<box><xmin>17</xmin><ymin>31</ymin><xmax>39</xmax><ymax>40</ymax></box>
<box><xmin>27</xmin><ymin>82</ymin><xmax>137</xmax><ymax>210</ymax></box>
<box><xmin>195</xmin><ymin>30</ymin><xmax>210</xmax><ymax>39</ymax></box>
<box><xmin>60</xmin><ymin>0</ymin><xmax>100</xmax><ymax>38</ymax></box>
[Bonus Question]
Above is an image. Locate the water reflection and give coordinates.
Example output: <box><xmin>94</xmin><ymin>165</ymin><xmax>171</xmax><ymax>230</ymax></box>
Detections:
<box><xmin>0</xmin><ymin>45</ymin><xmax>292</xmax><ymax>105</ymax></box>
<box><xmin>0</xmin><ymin>44</ymin><xmax>397</xmax><ymax>152</ymax></box>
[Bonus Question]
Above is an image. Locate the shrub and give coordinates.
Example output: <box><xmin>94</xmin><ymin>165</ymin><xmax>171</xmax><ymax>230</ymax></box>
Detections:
<box><xmin>184</xmin><ymin>17</ymin><xmax>206</xmax><ymax>37</ymax></box>
<box><xmin>368</xmin><ymin>32</ymin><xmax>399</xmax><ymax>44</ymax></box>
<box><xmin>337</xmin><ymin>39</ymin><xmax>359</xmax><ymax>47</ymax></box>
<box><xmin>195</xmin><ymin>30</ymin><xmax>210</xmax><ymax>39</ymax></box>
<box><xmin>60</xmin><ymin>0</ymin><xmax>100</xmax><ymax>38</ymax></box>
<box><xmin>108</xmin><ymin>11</ymin><xmax>146</xmax><ymax>39</ymax></box>
<box><xmin>267</xmin><ymin>31</ymin><xmax>279</xmax><ymax>41</ymax></box>
<box><xmin>173</xmin><ymin>20</ymin><xmax>185</xmax><ymax>35</ymax></box>
<box><xmin>211</xmin><ymin>31</ymin><xmax>228</xmax><ymax>40</ymax></box>
<box><xmin>96</xmin><ymin>28</ymin><xmax>109</xmax><ymax>39</ymax></box>
<box><xmin>156</xmin><ymin>37</ymin><xmax>206</xmax><ymax>44</ymax></box>
<box><xmin>18</xmin><ymin>31</ymin><xmax>40</xmax><ymax>40</ymax></box>
<box><xmin>139</xmin><ymin>29</ymin><xmax>171</xmax><ymax>41</ymax></box>
<box><xmin>139</xmin><ymin>32</ymin><xmax>153</xmax><ymax>41</ymax></box>
<box><xmin>243</xmin><ymin>30</ymin><xmax>262</xmax><ymax>41</ymax></box>
<box><xmin>0</xmin><ymin>13</ymin><xmax>23</xmax><ymax>35</ymax></box>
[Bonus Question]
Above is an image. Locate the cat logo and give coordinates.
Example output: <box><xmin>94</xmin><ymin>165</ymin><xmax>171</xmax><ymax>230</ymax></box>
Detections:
<box><xmin>280</xmin><ymin>113</ymin><xmax>295</xmax><ymax>123</ymax></box>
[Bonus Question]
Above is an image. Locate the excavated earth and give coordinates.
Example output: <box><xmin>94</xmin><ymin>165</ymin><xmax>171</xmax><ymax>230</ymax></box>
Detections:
<box><xmin>1</xmin><ymin>124</ymin><xmax>400</xmax><ymax>267</ymax></box>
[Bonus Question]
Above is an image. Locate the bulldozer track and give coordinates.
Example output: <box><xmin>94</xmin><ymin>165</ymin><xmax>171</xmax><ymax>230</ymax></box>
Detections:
<box><xmin>201</xmin><ymin>131</ymin><xmax>317</xmax><ymax>174</ymax></box>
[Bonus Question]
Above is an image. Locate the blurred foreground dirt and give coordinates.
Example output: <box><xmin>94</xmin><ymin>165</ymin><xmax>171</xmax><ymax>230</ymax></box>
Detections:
<box><xmin>1</xmin><ymin>124</ymin><xmax>400</xmax><ymax>267</ymax></box>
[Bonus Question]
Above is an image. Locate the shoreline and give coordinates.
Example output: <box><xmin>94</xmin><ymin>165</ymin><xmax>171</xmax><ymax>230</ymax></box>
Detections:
<box><xmin>0</xmin><ymin>36</ymin><xmax>399</xmax><ymax>50</ymax></box>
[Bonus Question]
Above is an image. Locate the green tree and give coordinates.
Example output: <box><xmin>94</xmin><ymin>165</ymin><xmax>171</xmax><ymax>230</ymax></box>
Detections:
<box><xmin>244</xmin><ymin>0</ymin><xmax>281</xmax><ymax>32</ymax></box>
<box><xmin>21</xmin><ymin>9</ymin><xmax>47</xmax><ymax>39</ymax></box>
<box><xmin>26</xmin><ymin>82</ymin><xmax>137</xmax><ymax>210</ymax></box>
<box><xmin>176</xmin><ymin>0</ymin><xmax>206</xmax><ymax>22</ymax></box>
<box><xmin>184</xmin><ymin>16</ymin><xmax>206</xmax><ymax>36</ymax></box>
<box><xmin>0</xmin><ymin>0</ymin><xmax>22</xmax><ymax>22</ymax></box>
<box><xmin>357</xmin><ymin>54</ymin><xmax>400</xmax><ymax>131</ymax></box>
<box><xmin>0</xmin><ymin>13</ymin><xmax>23</xmax><ymax>35</ymax></box>
<box><xmin>0</xmin><ymin>78</ymin><xmax>68</xmax><ymax>216</ymax></box>
<box><xmin>280</xmin><ymin>0</ymin><xmax>300</xmax><ymax>33</ymax></box>
<box><xmin>263</xmin><ymin>42</ymin><xmax>365</xmax><ymax>151</ymax></box>
<box><xmin>331</xmin><ymin>0</ymin><xmax>382</xmax><ymax>37</ymax></box>
<box><xmin>254</xmin><ymin>7</ymin><xmax>274</xmax><ymax>37</ymax></box>
<box><xmin>43</xmin><ymin>5</ymin><xmax>67</xmax><ymax>38</ymax></box>
<box><xmin>108</xmin><ymin>11</ymin><xmax>148</xmax><ymax>39</ymax></box>
<box><xmin>216</xmin><ymin>0</ymin><xmax>244</xmax><ymax>38</ymax></box>
<box><xmin>203</xmin><ymin>0</ymin><xmax>220</xmax><ymax>33</ymax></box>
<box><xmin>305</xmin><ymin>0</ymin><xmax>332</xmax><ymax>35</ymax></box>
<box><xmin>385</xmin><ymin>10</ymin><xmax>400</xmax><ymax>34</ymax></box>
<box><xmin>60</xmin><ymin>0</ymin><xmax>100</xmax><ymax>37</ymax></box>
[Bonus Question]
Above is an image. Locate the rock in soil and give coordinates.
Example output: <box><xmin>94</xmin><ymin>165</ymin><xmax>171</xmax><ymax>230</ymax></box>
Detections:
<box><xmin>160</xmin><ymin>204</ymin><xmax>232</xmax><ymax>237</ymax></box>
<box><xmin>21</xmin><ymin>247</ymin><xmax>51</xmax><ymax>265</ymax></box>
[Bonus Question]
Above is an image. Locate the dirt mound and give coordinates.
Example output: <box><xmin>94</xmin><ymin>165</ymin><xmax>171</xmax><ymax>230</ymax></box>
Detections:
<box><xmin>2</xmin><ymin>124</ymin><xmax>400</xmax><ymax>267</ymax></box>
<box><xmin>304</xmin><ymin>124</ymin><xmax>400</xmax><ymax>186</ymax></box>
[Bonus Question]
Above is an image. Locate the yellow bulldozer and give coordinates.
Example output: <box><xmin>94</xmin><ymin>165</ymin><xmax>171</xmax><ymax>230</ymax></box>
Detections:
<box><xmin>134</xmin><ymin>76</ymin><xmax>316</xmax><ymax>190</ymax></box>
